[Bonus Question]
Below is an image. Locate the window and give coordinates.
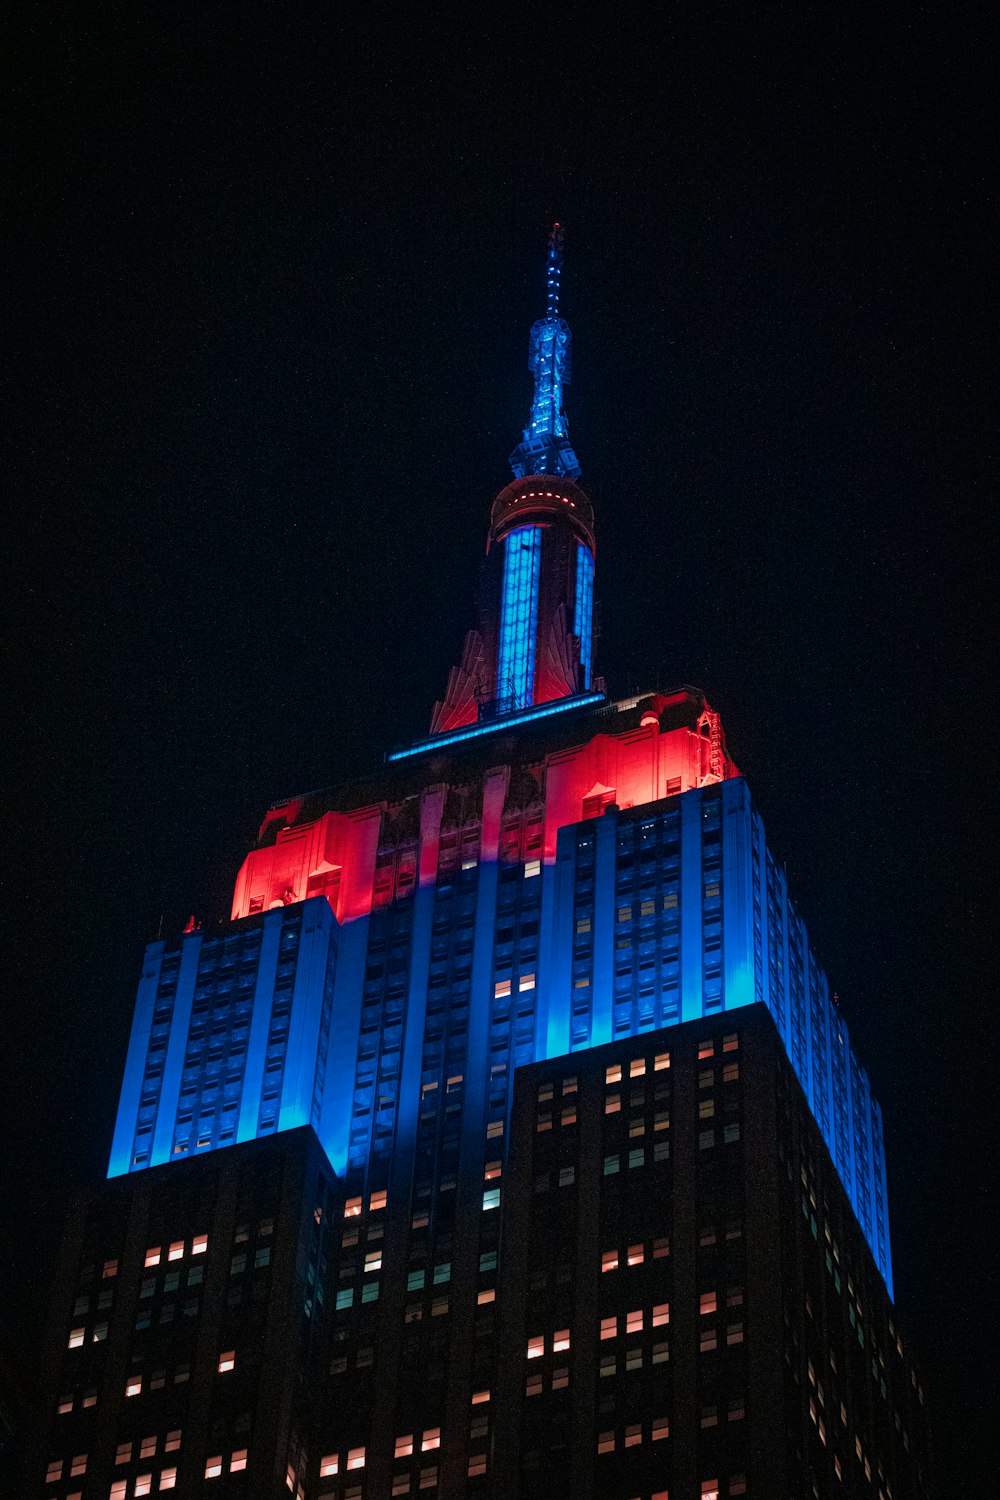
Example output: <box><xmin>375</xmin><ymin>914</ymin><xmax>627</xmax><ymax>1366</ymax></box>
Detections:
<box><xmin>68</xmin><ymin>1327</ymin><xmax>85</xmax><ymax>1349</ymax></box>
<box><xmin>168</xmin><ymin>1241</ymin><xmax>184</xmax><ymax>1261</ymax></box>
<box><xmin>135</xmin><ymin>1477</ymin><xmax>153</xmax><ymax>1497</ymax></box>
<box><xmin>652</xmin><ymin>1302</ymin><xmax>670</xmax><ymax>1326</ymax></box>
<box><xmin>395</xmin><ymin>1436</ymin><xmax>413</xmax><ymax>1458</ymax></box>
<box><xmin>192</xmin><ymin>1234</ymin><xmax>208</xmax><ymax>1255</ymax></box>
<box><xmin>553</xmin><ymin>1329</ymin><xmax>570</xmax><ymax>1352</ymax></box>
<box><xmin>527</xmin><ymin>1335</ymin><xmax>544</xmax><ymax>1359</ymax></box>
<box><xmin>722</xmin><ymin>1032</ymin><xmax>739</xmax><ymax>1051</ymax></box>
<box><xmin>370</xmin><ymin>1189</ymin><xmax>387</xmax><ymax>1211</ymax></box>
<box><xmin>605</xmin><ymin>1064</ymin><xmax>622</xmax><ymax>1084</ymax></box>
<box><xmin>218</xmin><ymin>1351</ymin><xmax>235</xmax><ymax>1373</ymax></box>
<box><xmin>159</xmin><ymin>1471</ymin><xmax>177</xmax><ymax>1491</ymax></box>
<box><xmin>472</xmin><ymin>1389</ymin><xmax>490</xmax><ymax>1404</ymax></box>
<box><xmin>600</xmin><ymin>1316</ymin><xmax>617</xmax><ymax>1340</ymax></box>
<box><xmin>698</xmin><ymin>1040</ymin><xmax>715</xmax><ymax>1060</ymax></box>
<box><xmin>524</xmin><ymin>859</ymin><xmax>541</xmax><ymax>878</ymax></box>
<box><xmin>45</xmin><ymin>1461</ymin><xmax>63</xmax><ymax>1483</ymax></box>
<box><xmin>597</xmin><ymin>1431</ymin><xmax>615</xmax><ymax>1455</ymax></box>
<box><xmin>700</xmin><ymin>1291</ymin><xmax>717</xmax><ymax>1315</ymax></box>
<box><xmin>145</xmin><ymin>1246</ymin><xmax>161</xmax><ymax>1267</ymax></box>
<box><xmin>230</xmin><ymin>1450</ymin><xmax>248</xmax><ymax>1473</ymax></box>
<box><xmin>344</xmin><ymin>1197</ymin><xmax>362</xmax><ymax>1218</ymax></box>
<box><xmin>205</xmin><ymin>1456</ymin><xmax>223</xmax><ymax>1479</ymax></box>
<box><xmin>468</xmin><ymin>1454</ymin><xmax>487</xmax><ymax>1476</ymax></box>
<box><xmin>654</xmin><ymin>1051</ymin><xmax>670</xmax><ymax>1070</ymax></box>
<box><xmin>629</xmin><ymin>1057</ymin><xmax>646</xmax><ymax>1078</ymax></box>
<box><xmin>482</xmin><ymin>1188</ymin><xmax>500</xmax><ymax>1212</ymax></box>
<box><xmin>602</xmin><ymin>1250</ymin><xmax>619</xmax><ymax>1273</ymax></box>
<box><xmin>125</xmin><ymin>1375</ymin><xmax>142</xmax><ymax>1397</ymax></box>
<box><xmin>494</xmin><ymin>978</ymin><xmax>511</xmax><ymax>998</ymax></box>
<box><xmin>603</xmin><ymin>1153</ymin><xmax>620</xmax><ymax>1175</ymax></box>
<box><xmin>626</xmin><ymin>1309</ymin><xmax>643</xmax><ymax>1334</ymax></box>
<box><xmin>627</xmin><ymin>1243</ymin><xmax>644</xmax><ymax>1266</ymax></box>
<box><xmin>421</xmin><ymin>1428</ymin><xmax>441</xmax><ymax>1452</ymax></box>
<box><xmin>102</xmin><ymin>1258</ymin><xmax>118</xmax><ymax>1278</ymax></box>
<box><xmin>652</xmin><ymin>1416</ymin><xmax>669</xmax><ymax>1441</ymax></box>
<box><xmin>111</xmin><ymin>1485</ymin><xmax>127</xmax><ymax>1500</ymax></box>
<box><xmin>519</xmin><ymin>972</ymin><xmax>536</xmax><ymax>991</ymax></box>
<box><xmin>347</xmin><ymin>1447</ymin><xmax>366</xmax><ymax>1470</ymax></box>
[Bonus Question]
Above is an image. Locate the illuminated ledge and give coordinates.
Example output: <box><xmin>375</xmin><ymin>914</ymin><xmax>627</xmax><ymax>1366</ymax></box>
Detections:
<box><xmin>388</xmin><ymin>692</ymin><xmax>606</xmax><ymax>761</ymax></box>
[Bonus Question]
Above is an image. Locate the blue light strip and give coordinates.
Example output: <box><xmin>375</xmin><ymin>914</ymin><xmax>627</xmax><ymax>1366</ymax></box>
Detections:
<box><xmin>388</xmin><ymin>691</ymin><xmax>606</xmax><ymax>761</ymax></box>
<box><xmin>497</xmin><ymin>525</ymin><xmax>542</xmax><ymax>712</ymax></box>
<box><xmin>574</xmin><ymin>542</ymin><xmax>594</xmax><ymax>690</ymax></box>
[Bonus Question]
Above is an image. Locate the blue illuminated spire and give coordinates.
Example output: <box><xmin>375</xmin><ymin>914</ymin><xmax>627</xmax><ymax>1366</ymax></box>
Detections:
<box><xmin>509</xmin><ymin>223</ymin><xmax>582</xmax><ymax>480</ymax></box>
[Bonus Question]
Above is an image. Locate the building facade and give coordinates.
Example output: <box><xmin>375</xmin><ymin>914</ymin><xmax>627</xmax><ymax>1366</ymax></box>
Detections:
<box><xmin>34</xmin><ymin>229</ymin><xmax>928</xmax><ymax>1498</ymax></box>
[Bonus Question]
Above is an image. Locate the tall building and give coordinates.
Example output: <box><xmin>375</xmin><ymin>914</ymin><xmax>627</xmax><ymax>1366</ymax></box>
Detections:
<box><xmin>34</xmin><ymin>228</ymin><xmax>930</xmax><ymax>1499</ymax></box>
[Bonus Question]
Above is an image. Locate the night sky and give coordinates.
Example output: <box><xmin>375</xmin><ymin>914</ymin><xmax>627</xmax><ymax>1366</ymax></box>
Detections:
<box><xmin>4</xmin><ymin>5</ymin><xmax>995</xmax><ymax>1487</ymax></box>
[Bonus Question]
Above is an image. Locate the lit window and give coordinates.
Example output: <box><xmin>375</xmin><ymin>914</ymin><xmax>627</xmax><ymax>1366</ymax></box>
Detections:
<box><xmin>472</xmin><ymin>1389</ymin><xmax>490</xmax><ymax>1404</ymax></box>
<box><xmin>68</xmin><ymin>1454</ymin><xmax>86</xmax><ymax>1476</ymax></box>
<box><xmin>484</xmin><ymin>1160</ymin><xmax>502</xmax><ymax>1180</ymax></box>
<box><xmin>103</xmin><ymin>1258</ymin><xmax>118</xmax><ymax>1278</ymax></box>
<box><xmin>597</xmin><ymin>1431</ymin><xmax>615</xmax><ymax>1454</ymax></box>
<box><xmin>525</xmin><ymin>1373</ymin><xmax>542</xmax><ymax>1396</ymax></box>
<box><xmin>365</xmin><ymin>1250</ymin><xmax>383</xmax><ymax>1272</ymax></box>
<box><xmin>482</xmin><ymin>1188</ymin><xmax>500</xmax><ymax>1211</ymax></box>
<box><xmin>627</xmin><ymin>1243</ymin><xmax>644</xmax><ymax>1266</ymax></box>
<box><xmin>697</xmin><ymin>1040</ymin><xmax>715</xmax><ymax>1060</ymax></box>
<box><xmin>653</xmin><ymin>1236</ymin><xmax>670</xmax><ymax>1259</ymax></box>
<box><xmin>652</xmin><ymin>1302</ymin><xmax>671</xmax><ymax>1326</ymax></box>
<box><xmin>524</xmin><ymin>859</ymin><xmax>541</xmax><ymax>878</ymax></box>
<box><xmin>344</xmin><ymin>1197</ymin><xmax>362</xmax><ymax>1218</ymax></box>
<box><xmin>553</xmin><ymin>1329</ymin><xmax>570</xmax><ymax>1352</ymax></box>
<box><xmin>192</xmin><ymin>1234</ymin><xmax>208</xmax><ymax>1255</ymax></box>
<box><xmin>723</xmin><ymin>1062</ymin><xmax>739</xmax><ymax>1082</ymax></box>
<box><xmin>135</xmin><ymin>1476</ymin><xmax>152</xmax><ymax>1497</ymax></box>
<box><xmin>654</xmin><ymin>1051</ymin><xmax>670</xmax><ymax>1070</ymax></box>
<box><xmin>626</xmin><ymin>1309</ymin><xmax>643</xmax><ymax>1334</ymax></box>
<box><xmin>164</xmin><ymin>1431</ymin><xmax>182</xmax><ymax>1452</ymax></box>
<box><xmin>45</xmin><ymin>1461</ymin><xmax>63</xmax><ymax>1483</ymax></box>
<box><xmin>617</xmin><ymin>906</ymin><xmax>631</xmax><ymax>922</ymax></box>
<box><xmin>602</xmin><ymin>1250</ymin><xmax>619</xmax><ymax>1273</ymax></box>
<box><xmin>447</xmin><ymin>1074</ymin><xmax>463</xmax><ymax>1093</ymax></box>
<box><xmin>205</xmin><ymin>1456</ymin><xmax>223</xmax><ymax>1479</ymax></box>
<box><xmin>624</xmin><ymin>1422</ymin><xmax>642</xmax><ymax>1447</ymax></box>
<box><xmin>168</xmin><ymin>1241</ymin><xmax>184</xmax><ymax>1262</ymax></box>
<box><xmin>599</xmin><ymin>1316</ymin><xmax>617</xmax><ymax>1340</ymax></box>
<box><xmin>700</xmin><ymin>1290</ymin><xmax>717</xmax><ymax>1315</ymax></box>
<box><xmin>722</xmin><ymin>1033</ymin><xmax>739</xmax><ymax>1052</ymax></box>
<box><xmin>58</xmin><ymin>1396</ymin><xmax>73</xmax><ymax>1414</ymax></box>
<box><xmin>604</xmin><ymin>1093</ymin><xmax>621</xmax><ymax>1114</ymax></box>
<box><xmin>468</xmin><ymin>1454</ymin><xmax>487</xmax><ymax>1476</ymax></box>
<box><xmin>527</xmin><ymin>1334</ymin><xmax>544</xmax><ymax>1358</ymax></box>
<box><xmin>603</xmin><ymin>1153</ymin><xmax>620</xmax><ymax>1175</ymax></box>
<box><xmin>477</xmin><ymin>1289</ymin><xmax>495</xmax><ymax>1305</ymax></box>
<box><xmin>629</xmin><ymin>1057</ymin><xmax>646</xmax><ymax>1077</ymax></box>
<box><xmin>159</xmin><ymin>1471</ymin><xmax>177</xmax><ymax>1491</ymax></box>
<box><xmin>652</xmin><ymin>1416</ymin><xmax>669</xmax><ymax>1441</ymax></box>
<box><xmin>68</xmin><ymin>1327</ymin><xmax>85</xmax><ymax>1349</ymax></box>
<box><xmin>111</xmin><ymin>1484</ymin><xmax>127</xmax><ymax>1500</ymax></box>
<box><xmin>139</xmin><ymin>1438</ymin><xmax>157</xmax><ymax>1460</ymax></box>
<box><xmin>370</xmin><ymin>1189</ymin><xmax>387</xmax><ymax>1211</ymax></box>
<box><xmin>394</xmin><ymin>1436</ymin><xmax>413</xmax><ymax>1459</ymax></box>
<box><xmin>519</xmin><ymin>972</ymin><xmax>536</xmax><ymax>991</ymax></box>
<box><xmin>701</xmin><ymin>1483</ymin><xmax>719</xmax><ymax>1499</ymax></box>
<box><xmin>421</xmin><ymin>1428</ymin><xmax>440</xmax><ymax>1452</ymax></box>
<box><xmin>486</xmin><ymin>1119</ymin><xmax>503</xmax><ymax>1139</ymax></box>
<box><xmin>605</xmin><ymin>1064</ymin><xmax>622</xmax><ymax>1084</ymax></box>
<box><xmin>218</xmin><ymin>1351</ymin><xmax>235</xmax><ymax>1373</ymax></box>
<box><xmin>494</xmin><ymin>978</ymin><xmax>511</xmax><ymax>998</ymax></box>
<box><xmin>125</xmin><ymin>1376</ymin><xmax>142</xmax><ymax>1397</ymax></box>
<box><xmin>230</xmin><ymin>1449</ymin><xmax>248</xmax><ymax>1473</ymax></box>
<box><xmin>347</xmin><ymin>1447</ymin><xmax>366</xmax><ymax>1470</ymax></box>
<box><xmin>145</xmin><ymin>1246</ymin><xmax>161</xmax><ymax>1267</ymax></box>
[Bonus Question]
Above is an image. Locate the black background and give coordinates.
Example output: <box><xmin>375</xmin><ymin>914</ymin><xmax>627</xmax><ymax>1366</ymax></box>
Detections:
<box><xmin>4</xmin><ymin>4</ymin><xmax>996</xmax><ymax>1488</ymax></box>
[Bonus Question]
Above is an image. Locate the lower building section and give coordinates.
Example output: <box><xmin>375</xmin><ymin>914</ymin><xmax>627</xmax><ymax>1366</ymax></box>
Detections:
<box><xmin>34</xmin><ymin>1008</ymin><xmax>927</xmax><ymax>1500</ymax></box>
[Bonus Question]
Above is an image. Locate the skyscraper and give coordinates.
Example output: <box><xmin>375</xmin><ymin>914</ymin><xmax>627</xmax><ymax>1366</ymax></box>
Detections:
<box><xmin>34</xmin><ymin>228</ymin><xmax>930</xmax><ymax>1499</ymax></box>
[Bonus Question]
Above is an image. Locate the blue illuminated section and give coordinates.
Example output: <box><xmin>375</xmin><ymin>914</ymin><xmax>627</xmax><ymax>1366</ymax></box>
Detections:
<box><xmin>543</xmin><ymin>779</ymin><xmax>894</xmax><ymax>1294</ymax></box>
<box><xmin>496</xmin><ymin>524</ymin><xmax>542</xmax><ymax>712</ymax></box>
<box><xmin>108</xmin><ymin>899</ymin><xmax>339</xmax><ymax>1178</ymax></box>
<box><xmin>389</xmin><ymin>691</ymin><xmax>606</xmax><ymax>761</ymax></box>
<box><xmin>574</xmin><ymin>542</ymin><xmax>594</xmax><ymax>690</ymax></box>
<box><xmin>509</xmin><ymin>223</ymin><xmax>582</xmax><ymax>480</ymax></box>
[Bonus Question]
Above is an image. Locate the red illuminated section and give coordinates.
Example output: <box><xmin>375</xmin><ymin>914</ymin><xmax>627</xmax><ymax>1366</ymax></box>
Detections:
<box><xmin>231</xmin><ymin>692</ymin><xmax>736</xmax><ymax>923</ymax></box>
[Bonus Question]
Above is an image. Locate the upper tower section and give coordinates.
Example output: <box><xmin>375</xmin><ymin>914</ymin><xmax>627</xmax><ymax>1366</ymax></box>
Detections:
<box><xmin>430</xmin><ymin>227</ymin><xmax>598</xmax><ymax>736</ymax></box>
<box><xmin>508</xmin><ymin>223</ymin><xmax>582</xmax><ymax>481</ymax></box>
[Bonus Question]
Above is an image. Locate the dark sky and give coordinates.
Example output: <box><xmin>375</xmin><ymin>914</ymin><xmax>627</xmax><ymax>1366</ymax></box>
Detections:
<box><xmin>4</xmin><ymin>3</ymin><xmax>996</xmax><ymax>1487</ymax></box>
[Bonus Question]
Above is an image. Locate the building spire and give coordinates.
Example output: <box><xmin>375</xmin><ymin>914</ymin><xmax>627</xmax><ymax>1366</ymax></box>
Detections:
<box><xmin>509</xmin><ymin>222</ymin><xmax>582</xmax><ymax>480</ymax></box>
